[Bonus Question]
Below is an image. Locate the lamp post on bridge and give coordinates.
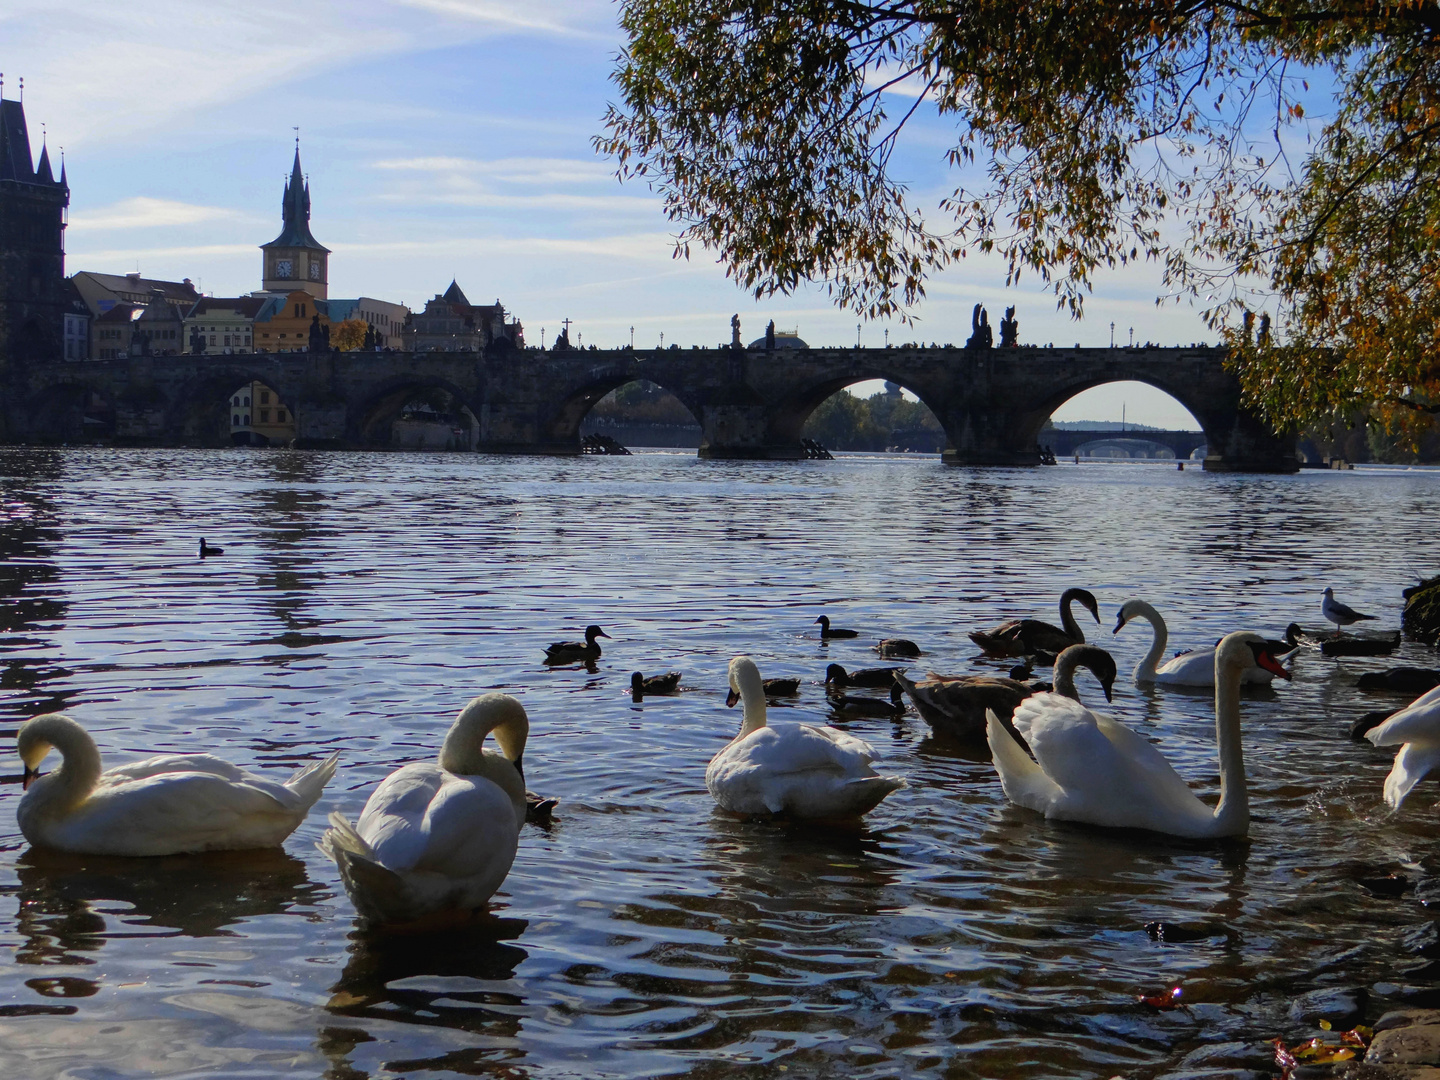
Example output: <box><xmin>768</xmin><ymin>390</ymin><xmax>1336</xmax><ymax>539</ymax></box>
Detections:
<box><xmin>1110</xmin><ymin>322</ymin><xmax>1115</xmax><ymax>348</ymax></box>
<box><xmin>630</xmin><ymin>325</ymin><xmax>634</xmax><ymax>349</ymax></box>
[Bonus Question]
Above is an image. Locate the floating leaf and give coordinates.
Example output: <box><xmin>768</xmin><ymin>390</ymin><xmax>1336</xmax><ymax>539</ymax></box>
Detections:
<box><xmin>1138</xmin><ymin>986</ymin><xmax>1184</xmax><ymax>1009</ymax></box>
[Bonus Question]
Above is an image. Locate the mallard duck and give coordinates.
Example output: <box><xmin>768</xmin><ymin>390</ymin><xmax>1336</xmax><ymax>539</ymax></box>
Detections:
<box><xmin>544</xmin><ymin>625</ymin><xmax>609</xmax><ymax>664</ymax></box>
<box><xmin>762</xmin><ymin>678</ymin><xmax>801</xmax><ymax>696</ymax></box>
<box><xmin>318</xmin><ymin>693</ymin><xmax>529</xmax><ymax>924</ymax></box>
<box><xmin>875</xmin><ymin>638</ymin><xmax>920</xmax><ymax>658</ymax></box>
<box><xmin>969</xmin><ymin>587</ymin><xmax>1100</xmax><ymax>658</ymax></box>
<box><xmin>706</xmin><ymin>657</ymin><xmax>903</xmax><ymax>819</ymax></box>
<box><xmin>825</xmin><ymin>663</ymin><xmax>904</xmax><ymax>689</ymax></box>
<box><xmin>814</xmin><ymin>615</ymin><xmax>859</xmax><ymax>639</ymax></box>
<box><xmin>631</xmin><ymin>671</ymin><xmax>682</xmax><ymax>696</ymax></box>
<box><xmin>15</xmin><ymin>713</ymin><xmax>337</xmax><ymax>855</ymax></box>
<box><xmin>828</xmin><ymin>682</ymin><xmax>906</xmax><ymax>718</ymax></box>
<box><xmin>199</xmin><ymin>538</ymin><xmax>224</xmax><ymax>557</ymax></box>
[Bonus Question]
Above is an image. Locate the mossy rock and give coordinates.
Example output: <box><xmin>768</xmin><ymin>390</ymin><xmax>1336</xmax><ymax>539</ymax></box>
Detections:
<box><xmin>1403</xmin><ymin>575</ymin><xmax>1440</xmax><ymax>644</ymax></box>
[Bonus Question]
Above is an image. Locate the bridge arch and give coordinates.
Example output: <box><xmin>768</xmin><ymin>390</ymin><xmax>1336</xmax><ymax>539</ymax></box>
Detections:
<box><xmin>164</xmin><ymin>368</ymin><xmax>303</xmax><ymax>446</ymax></box>
<box><xmin>1016</xmin><ymin>373</ymin><xmax>1222</xmax><ymax>463</ymax></box>
<box><xmin>22</xmin><ymin>383</ymin><xmax>114</xmax><ymax>443</ymax></box>
<box><xmin>543</xmin><ymin>364</ymin><xmax>706</xmax><ymax>449</ymax></box>
<box><xmin>770</xmin><ymin>368</ymin><xmax>953</xmax><ymax>452</ymax></box>
<box><xmin>349</xmin><ymin>376</ymin><xmax>480</xmax><ymax>450</ymax></box>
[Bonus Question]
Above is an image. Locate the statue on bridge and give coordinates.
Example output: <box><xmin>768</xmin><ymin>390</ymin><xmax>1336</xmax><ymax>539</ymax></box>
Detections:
<box><xmin>553</xmin><ymin>327</ymin><xmax>570</xmax><ymax>351</ymax></box>
<box><xmin>965</xmin><ymin>304</ymin><xmax>993</xmax><ymax>349</ymax></box>
<box><xmin>1258</xmin><ymin>313</ymin><xmax>1271</xmax><ymax>346</ymax></box>
<box><xmin>308</xmin><ymin>313</ymin><xmax>326</xmax><ymax>354</ymax></box>
<box><xmin>1000</xmin><ymin>306</ymin><xmax>1019</xmax><ymax>347</ymax></box>
<box><xmin>190</xmin><ymin>326</ymin><xmax>206</xmax><ymax>356</ymax></box>
<box><xmin>765</xmin><ymin>319</ymin><xmax>776</xmax><ymax>350</ymax></box>
<box><xmin>1242</xmin><ymin>309</ymin><xmax>1255</xmax><ymax>343</ymax></box>
<box><xmin>731</xmin><ymin>313</ymin><xmax>742</xmax><ymax>349</ymax></box>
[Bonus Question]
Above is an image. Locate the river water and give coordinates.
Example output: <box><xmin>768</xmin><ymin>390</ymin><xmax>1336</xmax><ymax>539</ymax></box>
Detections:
<box><xmin>0</xmin><ymin>447</ymin><xmax>1437</xmax><ymax>1079</ymax></box>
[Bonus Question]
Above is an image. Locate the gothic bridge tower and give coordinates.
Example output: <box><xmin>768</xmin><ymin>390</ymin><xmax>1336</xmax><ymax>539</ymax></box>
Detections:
<box><xmin>261</xmin><ymin>143</ymin><xmax>329</xmax><ymax>299</ymax></box>
<box><xmin>0</xmin><ymin>87</ymin><xmax>69</xmax><ymax>365</ymax></box>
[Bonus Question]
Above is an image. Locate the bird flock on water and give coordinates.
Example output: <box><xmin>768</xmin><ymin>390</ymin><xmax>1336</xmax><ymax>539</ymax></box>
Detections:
<box><xmin>11</xmin><ymin>574</ymin><xmax>1437</xmax><ymax>927</ymax></box>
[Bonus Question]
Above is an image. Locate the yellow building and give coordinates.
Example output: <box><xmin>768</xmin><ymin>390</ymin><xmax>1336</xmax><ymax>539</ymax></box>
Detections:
<box><xmin>229</xmin><ymin>381</ymin><xmax>297</xmax><ymax>446</ymax></box>
<box><xmin>252</xmin><ymin>290</ymin><xmax>329</xmax><ymax>353</ymax></box>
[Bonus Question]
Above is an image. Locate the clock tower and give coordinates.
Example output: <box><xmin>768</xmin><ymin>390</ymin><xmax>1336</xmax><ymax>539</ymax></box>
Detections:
<box><xmin>261</xmin><ymin>144</ymin><xmax>329</xmax><ymax>299</ymax></box>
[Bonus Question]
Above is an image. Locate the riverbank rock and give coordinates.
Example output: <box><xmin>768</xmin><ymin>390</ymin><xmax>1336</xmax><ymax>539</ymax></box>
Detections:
<box><xmin>1290</xmin><ymin>987</ymin><xmax>1368</xmax><ymax>1028</ymax></box>
<box><xmin>1357</xmin><ymin>669</ymin><xmax>1440</xmax><ymax>695</ymax></box>
<box><xmin>1403</xmin><ymin>577</ymin><xmax>1440</xmax><ymax>644</ymax></box>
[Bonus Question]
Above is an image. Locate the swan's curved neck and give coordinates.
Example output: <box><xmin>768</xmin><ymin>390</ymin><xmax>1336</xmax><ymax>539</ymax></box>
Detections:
<box><xmin>1059</xmin><ymin>590</ymin><xmax>1087</xmax><ymax>643</ymax></box>
<box><xmin>1127</xmin><ymin>601</ymin><xmax>1168</xmax><ymax>682</ymax></box>
<box><xmin>736</xmin><ymin>674</ymin><xmax>768</xmax><ymax>739</ymax></box>
<box><xmin>1053</xmin><ymin>652</ymin><xmax>1083</xmax><ymax>700</ymax></box>
<box><xmin>440</xmin><ymin>694</ymin><xmax>528</xmax><ymax>775</ymax></box>
<box><xmin>20</xmin><ymin>714</ymin><xmax>102</xmax><ymax>809</ymax></box>
<box><xmin>1211</xmin><ymin>657</ymin><xmax>1248</xmax><ymax>831</ymax></box>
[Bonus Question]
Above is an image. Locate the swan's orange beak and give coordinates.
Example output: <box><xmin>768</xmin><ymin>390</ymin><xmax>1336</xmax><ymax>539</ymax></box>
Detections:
<box><xmin>725</xmin><ymin>688</ymin><xmax>740</xmax><ymax>707</ymax></box>
<box><xmin>22</xmin><ymin>766</ymin><xmax>38</xmax><ymax>791</ymax></box>
<box><xmin>1256</xmin><ymin>648</ymin><xmax>1292</xmax><ymax>680</ymax></box>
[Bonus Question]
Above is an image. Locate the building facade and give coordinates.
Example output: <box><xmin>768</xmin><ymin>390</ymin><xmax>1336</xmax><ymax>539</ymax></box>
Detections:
<box><xmin>326</xmin><ymin>297</ymin><xmax>409</xmax><ymax>349</ymax></box>
<box><xmin>0</xmin><ymin>94</ymin><xmax>70</xmax><ymax>365</ymax></box>
<box><xmin>228</xmin><ymin>380</ymin><xmax>296</xmax><ymax>446</ymax></box>
<box><xmin>252</xmin><ymin>290</ymin><xmax>330</xmax><ymax>353</ymax></box>
<box><xmin>260</xmin><ymin>146</ymin><xmax>329</xmax><ymax>299</ymax></box>
<box><xmin>402</xmin><ymin>280</ymin><xmax>524</xmax><ymax>353</ymax></box>
<box><xmin>184</xmin><ymin>296</ymin><xmax>262</xmax><ymax>354</ymax></box>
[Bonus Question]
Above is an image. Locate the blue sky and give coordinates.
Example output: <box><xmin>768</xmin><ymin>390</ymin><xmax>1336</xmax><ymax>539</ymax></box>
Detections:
<box><xmin>6</xmin><ymin>0</ymin><xmax>1240</xmax><ymax>428</ymax></box>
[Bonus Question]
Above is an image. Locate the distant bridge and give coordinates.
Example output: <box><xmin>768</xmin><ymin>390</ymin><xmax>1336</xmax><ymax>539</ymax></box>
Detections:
<box><xmin>0</xmin><ymin>343</ymin><xmax>1296</xmax><ymax>471</ymax></box>
<box><xmin>1043</xmin><ymin>428</ymin><xmax>1208</xmax><ymax>458</ymax></box>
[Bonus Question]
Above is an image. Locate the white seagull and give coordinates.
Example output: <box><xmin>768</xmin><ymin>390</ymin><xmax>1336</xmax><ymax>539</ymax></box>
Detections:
<box><xmin>1322</xmin><ymin>587</ymin><xmax>1377</xmax><ymax>633</ymax></box>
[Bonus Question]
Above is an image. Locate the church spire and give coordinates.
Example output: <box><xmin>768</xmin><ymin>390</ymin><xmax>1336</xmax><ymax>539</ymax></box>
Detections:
<box><xmin>265</xmin><ymin>140</ymin><xmax>328</xmax><ymax>253</ymax></box>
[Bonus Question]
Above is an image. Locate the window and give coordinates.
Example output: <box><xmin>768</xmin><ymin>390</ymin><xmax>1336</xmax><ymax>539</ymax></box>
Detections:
<box><xmin>244</xmin><ymin>414</ymin><xmax>250</xmax><ymax>425</ymax></box>
<box><xmin>210</xmin><ymin>335</ymin><xmax>216</xmax><ymax>345</ymax></box>
<box><xmin>260</xmin><ymin>391</ymin><xmax>270</xmax><ymax>405</ymax></box>
<box><xmin>277</xmin><ymin>409</ymin><xmax>287</xmax><ymax>422</ymax></box>
<box><xmin>244</xmin><ymin>396</ymin><xmax>250</xmax><ymax>406</ymax></box>
<box><xmin>260</xmin><ymin>409</ymin><xmax>270</xmax><ymax>423</ymax></box>
<box><xmin>232</xmin><ymin>396</ymin><xmax>239</xmax><ymax>406</ymax></box>
<box><xmin>233</xmin><ymin>414</ymin><xmax>239</xmax><ymax>425</ymax></box>
<box><xmin>224</xmin><ymin>335</ymin><xmax>230</xmax><ymax>347</ymax></box>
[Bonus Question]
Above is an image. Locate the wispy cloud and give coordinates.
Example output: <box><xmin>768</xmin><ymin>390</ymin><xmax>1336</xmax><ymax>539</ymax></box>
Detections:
<box><xmin>393</xmin><ymin>0</ymin><xmax>614</xmax><ymax>40</ymax></box>
<box><xmin>69</xmin><ymin>197</ymin><xmax>252</xmax><ymax>231</ymax></box>
<box><xmin>374</xmin><ymin>156</ymin><xmax>615</xmax><ymax>185</ymax></box>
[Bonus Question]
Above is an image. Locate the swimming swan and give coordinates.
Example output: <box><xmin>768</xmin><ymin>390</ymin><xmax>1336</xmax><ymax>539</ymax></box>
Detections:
<box><xmin>896</xmin><ymin>643</ymin><xmax>1116</xmax><ymax>739</ymax></box>
<box><xmin>986</xmin><ymin>632</ymin><xmax>1290</xmax><ymax>838</ymax></box>
<box><xmin>969</xmin><ymin>587</ymin><xmax>1100</xmax><ymax>658</ymax></box>
<box><xmin>1365</xmin><ymin>683</ymin><xmax>1440</xmax><ymax>809</ymax></box>
<box><xmin>707</xmin><ymin>657</ymin><xmax>903</xmax><ymax>820</ymax></box>
<box><xmin>319</xmin><ymin>693</ymin><xmax>529</xmax><ymax>925</ymax></box>
<box><xmin>1114</xmin><ymin>599</ymin><xmax>1281</xmax><ymax>686</ymax></box>
<box><xmin>15</xmin><ymin>712</ymin><xmax>338</xmax><ymax>856</ymax></box>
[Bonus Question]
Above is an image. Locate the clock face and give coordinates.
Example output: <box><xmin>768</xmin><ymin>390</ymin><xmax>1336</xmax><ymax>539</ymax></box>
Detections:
<box><xmin>275</xmin><ymin>259</ymin><xmax>293</xmax><ymax>279</ymax></box>
<box><xmin>309</xmin><ymin>259</ymin><xmax>322</xmax><ymax>280</ymax></box>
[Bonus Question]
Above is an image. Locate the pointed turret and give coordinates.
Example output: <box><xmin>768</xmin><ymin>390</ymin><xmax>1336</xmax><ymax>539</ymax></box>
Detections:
<box><xmin>0</xmin><ymin>99</ymin><xmax>35</xmax><ymax>182</ymax></box>
<box><xmin>442</xmin><ymin>279</ymin><xmax>470</xmax><ymax>307</ymax></box>
<box><xmin>35</xmin><ymin>142</ymin><xmax>53</xmax><ymax>184</ymax></box>
<box><xmin>267</xmin><ymin>144</ymin><xmax>327</xmax><ymax>252</ymax></box>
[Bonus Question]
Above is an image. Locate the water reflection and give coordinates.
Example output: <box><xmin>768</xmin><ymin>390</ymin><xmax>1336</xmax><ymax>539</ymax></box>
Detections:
<box><xmin>0</xmin><ymin>455</ymin><xmax>69</xmax><ymax>721</ymax></box>
<box><xmin>12</xmin><ymin>848</ymin><xmax>321</xmax><ymax>965</ymax></box>
<box><xmin>322</xmin><ymin>922</ymin><xmax>529</xmax><ymax>1076</ymax></box>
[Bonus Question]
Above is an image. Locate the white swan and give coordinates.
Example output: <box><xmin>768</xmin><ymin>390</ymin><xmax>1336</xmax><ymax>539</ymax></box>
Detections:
<box><xmin>1114</xmin><ymin>599</ymin><xmax>1280</xmax><ymax>686</ymax></box>
<box><xmin>318</xmin><ymin>693</ymin><xmax>528</xmax><ymax>924</ymax></box>
<box><xmin>986</xmin><ymin>632</ymin><xmax>1290</xmax><ymax>838</ymax></box>
<box><xmin>707</xmin><ymin>656</ymin><xmax>904</xmax><ymax>820</ymax></box>
<box><xmin>1365</xmin><ymin>684</ymin><xmax>1440</xmax><ymax>809</ymax></box>
<box><xmin>15</xmin><ymin>712</ymin><xmax>338</xmax><ymax>856</ymax></box>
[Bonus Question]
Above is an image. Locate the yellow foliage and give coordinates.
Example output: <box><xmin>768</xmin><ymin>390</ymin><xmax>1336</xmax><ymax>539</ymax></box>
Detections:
<box><xmin>331</xmin><ymin>318</ymin><xmax>367</xmax><ymax>352</ymax></box>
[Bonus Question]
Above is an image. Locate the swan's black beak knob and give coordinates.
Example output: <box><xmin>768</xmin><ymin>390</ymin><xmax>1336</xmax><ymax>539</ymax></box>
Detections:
<box><xmin>22</xmin><ymin>766</ymin><xmax>38</xmax><ymax>791</ymax></box>
<box><xmin>725</xmin><ymin>688</ymin><xmax>740</xmax><ymax>708</ymax></box>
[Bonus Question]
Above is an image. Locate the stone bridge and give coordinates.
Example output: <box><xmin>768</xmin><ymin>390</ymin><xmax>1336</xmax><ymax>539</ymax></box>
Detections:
<box><xmin>1043</xmin><ymin>428</ymin><xmax>1210</xmax><ymax>459</ymax></box>
<box><xmin>0</xmin><ymin>343</ymin><xmax>1297</xmax><ymax>471</ymax></box>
